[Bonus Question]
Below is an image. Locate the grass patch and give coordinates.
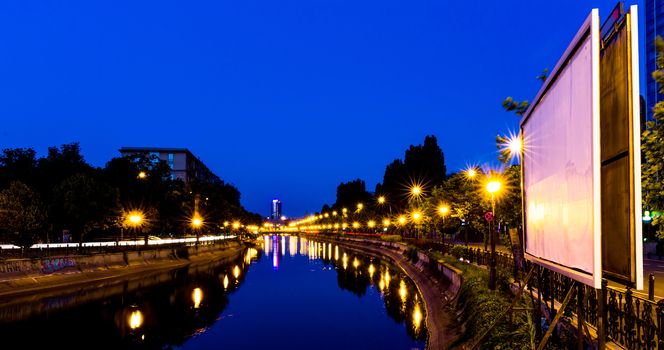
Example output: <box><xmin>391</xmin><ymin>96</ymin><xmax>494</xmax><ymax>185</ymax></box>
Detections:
<box><xmin>380</xmin><ymin>234</ymin><xmax>402</xmax><ymax>242</ymax></box>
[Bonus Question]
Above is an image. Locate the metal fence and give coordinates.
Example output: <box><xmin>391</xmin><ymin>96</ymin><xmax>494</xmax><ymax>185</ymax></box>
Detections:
<box><xmin>439</xmin><ymin>243</ymin><xmax>664</xmax><ymax>349</ymax></box>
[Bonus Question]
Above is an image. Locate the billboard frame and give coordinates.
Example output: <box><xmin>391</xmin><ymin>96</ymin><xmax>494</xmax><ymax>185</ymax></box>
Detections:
<box><xmin>629</xmin><ymin>5</ymin><xmax>643</xmax><ymax>290</ymax></box>
<box><xmin>520</xmin><ymin>9</ymin><xmax>602</xmax><ymax>289</ymax></box>
<box><xmin>520</xmin><ymin>6</ymin><xmax>642</xmax><ymax>290</ymax></box>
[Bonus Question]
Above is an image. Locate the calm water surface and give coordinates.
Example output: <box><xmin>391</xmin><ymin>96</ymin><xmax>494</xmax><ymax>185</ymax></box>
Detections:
<box><xmin>0</xmin><ymin>235</ymin><xmax>427</xmax><ymax>349</ymax></box>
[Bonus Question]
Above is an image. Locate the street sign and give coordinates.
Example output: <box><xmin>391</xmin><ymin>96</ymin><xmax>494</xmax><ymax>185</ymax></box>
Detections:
<box><xmin>484</xmin><ymin>212</ymin><xmax>493</xmax><ymax>222</ymax></box>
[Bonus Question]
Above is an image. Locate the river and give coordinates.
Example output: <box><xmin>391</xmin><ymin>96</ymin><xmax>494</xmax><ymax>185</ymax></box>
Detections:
<box><xmin>0</xmin><ymin>235</ymin><xmax>427</xmax><ymax>349</ymax></box>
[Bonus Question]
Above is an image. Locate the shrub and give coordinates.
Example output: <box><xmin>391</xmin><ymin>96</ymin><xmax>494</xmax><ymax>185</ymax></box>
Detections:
<box><xmin>450</xmin><ymin>245</ymin><xmax>465</xmax><ymax>259</ymax></box>
<box><xmin>380</xmin><ymin>234</ymin><xmax>402</xmax><ymax>242</ymax></box>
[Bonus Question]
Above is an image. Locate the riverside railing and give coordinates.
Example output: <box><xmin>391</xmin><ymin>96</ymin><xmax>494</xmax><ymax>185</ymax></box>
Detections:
<box><xmin>443</xmin><ymin>243</ymin><xmax>662</xmax><ymax>349</ymax></box>
<box><xmin>0</xmin><ymin>235</ymin><xmax>237</xmax><ymax>259</ymax></box>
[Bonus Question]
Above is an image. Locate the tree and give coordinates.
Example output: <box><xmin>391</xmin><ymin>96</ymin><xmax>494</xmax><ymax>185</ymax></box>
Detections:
<box><xmin>427</xmin><ymin>171</ymin><xmax>487</xmax><ymax>244</ymax></box>
<box><xmin>501</xmin><ymin>97</ymin><xmax>529</xmax><ymax>116</ymax></box>
<box><xmin>0</xmin><ymin>148</ymin><xmax>38</xmax><ymax>188</ymax></box>
<box><xmin>37</xmin><ymin>143</ymin><xmax>93</xmax><ymax>195</ymax></box>
<box><xmin>51</xmin><ymin>174</ymin><xmax>121</xmax><ymax>242</ymax></box>
<box><xmin>334</xmin><ymin>179</ymin><xmax>372</xmax><ymax>211</ymax></box>
<box><xmin>403</xmin><ymin>135</ymin><xmax>446</xmax><ymax>189</ymax></box>
<box><xmin>0</xmin><ymin>181</ymin><xmax>47</xmax><ymax>247</ymax></box>
<box><xmin>494</xmin><ymin>165</ymin><xmax>522</xmax><ymax>232</ymax></box>
<box><xmin>375</xmin><ymin>135</ymin><xmax>446</xmax><ymax>209</ymax></box>
<box><xmin>643</xmin><ymin>36</ymin><xmax>664</xmax><ymax>237</ymax></box>
<box><xmin>501</xmin><ymin>68</ymin><xmax>548</xmax><ymax>117</ymax></box>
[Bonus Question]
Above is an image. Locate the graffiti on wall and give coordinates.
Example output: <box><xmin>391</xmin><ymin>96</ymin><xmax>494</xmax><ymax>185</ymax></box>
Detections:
<box><xmin>41</xmin><ymin>258</ymin><xmax>76</xmax><ymax>274</ymax></box>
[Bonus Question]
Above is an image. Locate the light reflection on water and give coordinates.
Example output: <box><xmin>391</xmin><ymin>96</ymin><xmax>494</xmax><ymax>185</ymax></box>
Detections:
<box><xmin>0</xmin><ymin>235</ymin><xmax>426</xmax><ymax>349</ymax></box>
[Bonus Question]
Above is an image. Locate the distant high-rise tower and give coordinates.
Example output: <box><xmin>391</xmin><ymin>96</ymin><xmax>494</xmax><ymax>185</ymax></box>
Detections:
<box><xmin>646</xmin><ymin>0</ymin><xmax>664</xmax><ymax>119</ymax></box>
<box><xmin>271</xmin><ymin>199</ymin><xmax>282</xmax><ymax>221</ymax></box>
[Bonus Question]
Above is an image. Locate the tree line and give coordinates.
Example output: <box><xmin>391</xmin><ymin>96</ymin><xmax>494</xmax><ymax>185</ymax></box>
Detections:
<box><xmin>0</xmin><ymin>143</ymin><xmax>262</xmax><ymax>247</ymax></box>
<box><xmin>312</xmin><ymin>135</ymin><xmax>522</xmax><ymax>245</ymax></box>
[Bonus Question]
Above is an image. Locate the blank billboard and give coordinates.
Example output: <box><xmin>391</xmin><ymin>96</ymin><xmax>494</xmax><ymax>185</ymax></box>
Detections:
<box><xmin>521</xmin><ymin>10</ymin><xmax>602</xmax><ymax>288</ymax></box>
<box><xmin>521</xmin><ymin>6</ymin><xmax>642</xmax><ymax>289</ymax></box>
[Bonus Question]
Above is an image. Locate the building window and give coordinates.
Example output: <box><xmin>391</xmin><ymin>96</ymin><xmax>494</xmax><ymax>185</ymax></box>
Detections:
<box><xmin>149</xmin><ymin>152</ymin><xmax>160</xmax><ymax>164</ymax></box>
<box><xmin>167</xmin><ymin>153</ymin><xmax>174</xmax><ymax>169</ymax></box>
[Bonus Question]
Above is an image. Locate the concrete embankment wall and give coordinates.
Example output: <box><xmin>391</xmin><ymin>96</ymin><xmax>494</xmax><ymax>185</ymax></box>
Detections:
<box><xmin>329</xmin><ymin>236</ymin><xmax>463</xmax><ymax>295</ymax></box>
<box><xmin>0</xmin><ymin>240</ymin><xmax>242</xmax><ymax>276</ymax></box>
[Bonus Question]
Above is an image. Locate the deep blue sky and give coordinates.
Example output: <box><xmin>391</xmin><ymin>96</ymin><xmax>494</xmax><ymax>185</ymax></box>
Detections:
<box><xmin>0</xmin><ymin>0</ymin><xmax>644</xmax><ymax>217</ymax></box>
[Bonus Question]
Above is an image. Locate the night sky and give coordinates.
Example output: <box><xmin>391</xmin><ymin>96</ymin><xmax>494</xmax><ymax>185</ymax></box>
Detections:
<box><xmin>0</xmin><ymin>0</ymin><xmax>644</xmax><ymax>217</ymax></box>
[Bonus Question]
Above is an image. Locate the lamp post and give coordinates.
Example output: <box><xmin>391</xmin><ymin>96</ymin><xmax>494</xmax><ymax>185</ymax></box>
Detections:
<box><xmin>438</xmin><ymin>205</ymin><xmax>449</xmax><ymax>243</ymax></box>
<box><xmin>486</xmin><ymin>180</ymin><xmax>501</xmax><ymax>290</ymax></box>
<box><xmin>127</xmin><ymin>211</ymin><xmax>143</xmax><ymax>250</ymax></box>
<box><xmin>412</xmin><ymin>210</ymin><xmax>422</xmax><ymax>239</ymax></box>
<box><xmin>192</xmin><ymin>214</ymin><xmax>202</xmax><ymax>245</ymax></box>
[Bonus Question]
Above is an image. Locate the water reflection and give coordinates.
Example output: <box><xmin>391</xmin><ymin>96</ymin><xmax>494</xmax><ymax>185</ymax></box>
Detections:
<box><xmin>0</xmin><ymin>235</ymin><xmax>426</xmax><ymax>348</ymax></box>
<box><xmin>263</xmin><ymin>235</ymin><xmax>428</xmax><ymax>341</ymax></box>
<box><xmin>192</xmin><ymin>288</ymin><xmax>203</xmax><ymax>309</ymax></box>
<box><xmin>0</xmin><ymin>248</ymin><xmax>257</xmax><ymax>349</ymax></box>
<box><xmin>252</xmin><ymin>235</ymin><xmax>426</xmax><ymax>341</ymax></box>
<box><xmin>129</xmin><ymin>309</ymin><xmax>143</xmax><ymax>330</ymax></box>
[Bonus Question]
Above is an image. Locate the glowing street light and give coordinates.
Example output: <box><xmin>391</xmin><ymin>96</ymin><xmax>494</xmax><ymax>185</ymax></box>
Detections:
<box><xmin>137</xmin><ymin>171</ymin><xmax>147</xmax><ymax>179</ymax></box>
<box><xmin>357</xmin><ymin>203</ymin><xmax>364</xmax><ymax>211</ymax></box>
<box><xmin>125</xmin><ymin>210</ymin><xmax>145</xmax><ymax>247</ymax></box>
<box><xmin>398</xmin><ymin>216</ymin><xmax>406</xmax><ymax>225</ymax></box>
<box><xmin>382</xmin><ymin>219</ymin><xmax>390</xmax><ymax>227</ymax></box>
<box><xmin>508</xmin><ymin>135</ymin><xmax>522</xmax><ymax>157</ymax></box>
<box><xmin>465</xmin><ymin>167</ymin><xmax>477</xmax><ymax>179</ymax></box>
<box><xmin>352</xmin><ymin>222</ymin><xmax>360</xmax><ymax>229</ymax></box>
<box><xmin>128</xmin><ymin>213</ymin><xmax>143</xmax><ymax>227</ymax></box>
<box><xmin>367</xmin><ymin>220</ymin><xmax>376</xmax><ymax>228</ymax></box>
<box><xmin>377</xmin><ymin>196</ymin><xmax>386</xmax><ymax>204</ymax></box>
<box><xmin>412</xmin><ymin>210</ymin><xmax>423</xmax><ymax>239</ymax></box>
<box><xmin>192</xmin><ymin>216</ymin><xmax>203</xmax><ymax>228</ymax></box>
<box><xmin>486</xmin><ymin>181</ymin><xmax>501</xmax><ymax>194</ymax></box>
<box><xmin>500</xmin><ymin>131</ymin><xmax>523</xmax><ymax>162</ymax></box>
<box><xmin>485</xmin><ymin>178</ymin><xmax>502</xmax><ymax>291</ymax></box>
<box><xmin>411</xmin><ymin>186</ymin><xmax>422</xmax><ymax>197</ymax></box>
<box><xmin>438</xmin><ymin>205</ymin><xmax>450</xmax><ymax>244</ymax></box>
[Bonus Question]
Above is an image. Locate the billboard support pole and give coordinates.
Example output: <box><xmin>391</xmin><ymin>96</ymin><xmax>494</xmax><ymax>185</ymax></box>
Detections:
<box><xmin>536</xmin><ymin>282</ymin><xmax>576</xmax><ymax>350</ymax></box>
<box><xmin>597</xmin><ymin>279</ymin><xmax>607</xmax><ymax>350</ymax></box>
<box><xmin>470</xmin><ymin>267</ymin><xmax>536</xmax><ymax>350</ymax></box>
<box><xmin>489</xmin><ymin>196</ymin><xmax>497</xmax><ymax>290</ymax></box>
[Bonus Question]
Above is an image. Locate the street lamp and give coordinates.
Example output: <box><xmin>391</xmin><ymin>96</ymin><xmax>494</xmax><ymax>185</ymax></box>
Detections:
<box><xmin>411</xmin><ymin>186</ymin><xmax>422</xmax><ymax>197</ymax></box>
<box><xmin>191</xmin><ymin>214</ymin><xmax>203</xmax><ymax>245</ymax></box>
<box><xmin>357</xmin><ymin>203</ymin><xmax>363</xmax><ymax>212</ymax></box>
<box><xmin>466</xmin><ymin>168</ymin><xmax>477</xmax><ymax>179</ymax></box>
<box><xmin>137</xmin><ymin>171</ymin><xmax>147</xmax><ymax>179</ymax></box>
<box><xmin>377</xmin><ymin>196</ymin><xmax>386</xmax><ymax>204</ymax></box>
<box><xmin>486</xmin><ymin>179</ymin><xmax>502</xmax><ymax>290</ymax></box>
<box><xmin>125</xmin><ymin>210</ymin><xmax>144</xmax><ymax>248</ymax></box>
<box><xmin>398</xmin><ymin>216</ymin><xmax>406</xmax><ymax>225</ymax></box>
<box><xmin>438</xmin><ymin>205</ymin><xmax>450</xmax><ymax>243</ymax></box>
<box><xmin>412</xmin><ymin>210</ymin><xmax>422</xmax><ymax>239</ymax></box>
